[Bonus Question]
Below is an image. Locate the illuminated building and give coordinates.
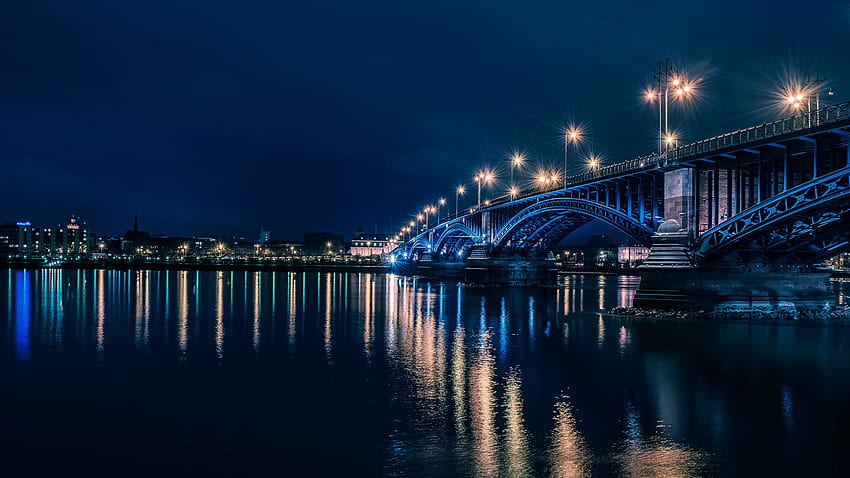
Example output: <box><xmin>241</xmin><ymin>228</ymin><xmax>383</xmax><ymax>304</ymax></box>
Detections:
<box><xmin>350</xmin><ymin>233</ymin><xmax>394</xmax><ymax>257</ymax></box>
<box><xmin>0</xmin><ymin>216</ymin><xmax>95</xmax><ymax>257</ymax></box>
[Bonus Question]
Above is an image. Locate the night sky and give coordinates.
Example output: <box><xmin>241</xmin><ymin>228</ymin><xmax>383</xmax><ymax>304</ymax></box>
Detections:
<box><xmin>1</xmin><ymin>0</ymin><xmax>848</xmax><ymax>241</ymax></box>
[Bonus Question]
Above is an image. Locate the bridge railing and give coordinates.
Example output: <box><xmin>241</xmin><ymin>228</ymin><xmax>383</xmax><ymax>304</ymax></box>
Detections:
<box><xmin>670</xmin><ymin>102</ymin><xmax>850</xmax><ymax>161</ymax></box>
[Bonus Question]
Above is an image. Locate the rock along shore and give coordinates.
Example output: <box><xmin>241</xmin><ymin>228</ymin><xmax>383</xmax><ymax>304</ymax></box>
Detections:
<box><xmin>609</xmin><ymin>304</ymin><xmax>850</xmax><ymax>321</ymax></box>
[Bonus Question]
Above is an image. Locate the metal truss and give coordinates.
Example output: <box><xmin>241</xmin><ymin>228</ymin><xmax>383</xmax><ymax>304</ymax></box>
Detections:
<box><xmin>696</xmin><ymin>166</ymin><xmax>850</xmax><ymax>262</ymax></box>
<box><xmin>491</xmin><ymin>198</ymin><xmax>654</xmax><ymax>254</ymax></box>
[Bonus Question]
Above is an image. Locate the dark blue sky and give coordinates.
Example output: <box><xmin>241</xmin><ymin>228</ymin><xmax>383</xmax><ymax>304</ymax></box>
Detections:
<box><xmin>1</xmin><ymin>0</ymin><xmax>848</xmax><ymax>240</ymax></box>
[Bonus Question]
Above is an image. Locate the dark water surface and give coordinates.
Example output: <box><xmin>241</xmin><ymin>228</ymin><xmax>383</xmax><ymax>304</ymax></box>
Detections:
<box><xmin>2</xmin><ymin>269</ymin><xmax>850</xmax><ymax>476</ymax></box>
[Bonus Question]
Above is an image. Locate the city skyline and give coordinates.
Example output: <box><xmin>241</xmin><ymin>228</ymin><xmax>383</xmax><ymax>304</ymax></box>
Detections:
<box><xmin>1</xmin><ymin>1</ymin><xmax>848</xmax><ymax>240</ymax></box>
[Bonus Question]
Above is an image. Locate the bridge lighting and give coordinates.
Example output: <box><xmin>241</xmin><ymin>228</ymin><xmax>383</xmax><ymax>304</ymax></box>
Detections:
<box><xmin>474</xmin><ymin>170</ymin><xmax>495</xmax><ymax>209</ymax></box>
<box><xmin>564</xmin><ymin>127</ymin><xmax>582</xmax><ymax>187</ymax></box>
<box><xmin>510</xmin><ymin>152</ymin><xmax>525</xmax><ymax>197</ymax></box>
<box><xmin>437</xmin><ymin>197</ymin><xmax>446</xmax><ymax>224</ymax></box>
<box><xmin>647</xmin><ymin>59</ymin><xmax>699</xmax><ymax>154</ymax></box>
<box><xmin>456</xmin><ymin>185</ymin><xmax>466</xmax><ymax>216</ymax></box>
<box><xmin>587</xmin><ymin>155</ymin><xmax>601</xmax><ymax>170</ymax></box>
<box><xmin>509</xmin><ymin>186</ymin><xmax>519</xmax><ymax>198</ymax></box>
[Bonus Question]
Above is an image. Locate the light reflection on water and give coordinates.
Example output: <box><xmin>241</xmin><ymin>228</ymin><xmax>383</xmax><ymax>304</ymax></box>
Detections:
<box><xmin>2</xmin><ymin>270</ymin><xmax>850</xmax><ymax>475</ymax></box>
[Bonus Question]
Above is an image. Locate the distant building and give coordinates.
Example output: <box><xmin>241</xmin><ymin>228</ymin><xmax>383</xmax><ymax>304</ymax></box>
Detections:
<box><xmin>302</xmin><ymin>232</ymin><xmax>345</xmax><ymax>255</ymax></box>
<box><xmin>259</xmin><ymin>227</ymin><xmax>271</xmax><ymax>244</ymax></box>
<box><xmin>0</xmin><ymin>217</ymin><xmax>95</xmax><ymax>257</ymax></box>
<box><xmin>350</xmin><ymin>233</ymin><xmax>394</xmax><ymax>257</ymax></box>
<box><xmin>267</xmin><ymin>241</ymin><xmax>302</xmax><ymax>256</ymax></box>
<box><xmin>121</xmin><ymin>216</ymin><xmax>152</xmax><ymax>254</ymax></box>
<box><xmin>618</xmin><ymin>246</ymin><xmax>651</xmax><ymax>267</ymax></box>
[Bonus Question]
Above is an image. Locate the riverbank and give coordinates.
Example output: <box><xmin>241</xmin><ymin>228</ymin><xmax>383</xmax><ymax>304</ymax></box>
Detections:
<box><xmin>0</xmin><ymin>259</ymin><xmax>390</xmax><ymax>273</ymax></box>
<box><xmin>610</xmin><ymin>305</ymin><xmax>850</xmax><ymax>320</ymax></box>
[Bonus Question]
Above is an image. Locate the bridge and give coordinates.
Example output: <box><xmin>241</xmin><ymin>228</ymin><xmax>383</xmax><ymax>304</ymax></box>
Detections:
<box><xmin>392</xmin><ymin>103</ymin><xmax>850</xmax><ymax>310</ymax></box>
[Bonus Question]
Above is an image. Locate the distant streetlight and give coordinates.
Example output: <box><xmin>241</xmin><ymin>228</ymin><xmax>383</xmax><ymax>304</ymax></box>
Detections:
<box><xmin>564</xmin><ymin>128</ymin><xmax>581</xmax><ymax>186</ymax></box>
<box><xmin>536</xmin><ymin>171</ymin><xmax>558</xmax><ymax>190</ymax></box>
<box><xmin>509</xmin><ymin>186</ymin><xmax>519</xmax><ymax>199</ymax></box>
<box><xmin>587</xmin><ymin>154</ymin><xmax>601</xmax><ymax>170</ymax></box>
<box><xmin>423</xmin><ymin>205</ymin><xmax>436</xmax><ymax>230</ymax></box>
<box><xmin>455</xmin><ymin>185</ymin><xmax>466</xmax><ymax>217</ymax></box>
<box><xmin>510</xmin><ymin>153</ymin><xmax>525</xmax><ymax>199</ymax></box>
<box><xmin>474</xmin><ymin>170</ymin><xmax>495</xmax><ymax>210</ymax></box>
<box><xmin>437</xmin><ymin>198</ymin><xmax>446</xmax><ymax>224</ymax></box>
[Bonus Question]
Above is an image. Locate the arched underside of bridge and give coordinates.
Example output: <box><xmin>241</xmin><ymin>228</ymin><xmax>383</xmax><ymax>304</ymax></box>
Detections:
<box><xmin>433</xmin><ymin>222</ymin><xmax>479</xmax><ymax>260</ymax></box>
<box><xmin>491</xmin><ymin>198</ymin><xmax>654</xmax><ymax>258</ymax></box>
<box><xmin>696</xmin><ymin>166</ymin><xmax>850</xmax><ymax>265</ymax></box>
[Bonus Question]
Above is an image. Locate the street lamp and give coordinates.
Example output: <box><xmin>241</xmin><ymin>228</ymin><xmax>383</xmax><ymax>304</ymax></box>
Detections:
<box><xmin>474</xmin><ymin>170</ymin><xmax>494</xmax><ymax>210</ymax></box>
<box><xmin>647</xmin><ymin>59</ymin><xmax>695</xmax><ymax>154</ymax></box>
<box><xmin>423</xmin><ymin>206</ymin><xmax>436</xmax><ymax>230</ymax></box>
<box><xmin>536</xmin><ymin>171</ymin><xmax>554</xmax><ymax>191</ymax></box>
<box><xmin>509</xmin><ymin>186</ymin><xmax>519</xmax><ymax>199</ymax></box>
<box><xmin>437</xmin><ymin>198</ymin><xmax>446</xmax><ymax>224</ymax></box>
<box><xmin>564</xmin><ymin>128</ymin><xmax>581</xmax><ymax>187</ymax></box>
<box><xmin>455</xmin><ymin>185</ymin><xmax>466</xmax><ymax>217</ymax></box>
<box><xmin>587</xmin><ymin>154</ymin><xmax>601</xmax><ymax>170</ymax></box>
<box><xmin>510</xmin><ymin>153</ymin><xmax>525</xmax><ymax>199</ymax></box>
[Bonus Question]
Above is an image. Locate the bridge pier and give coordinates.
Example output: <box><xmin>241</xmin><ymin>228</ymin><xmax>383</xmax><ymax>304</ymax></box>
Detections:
<box><xmin>635</xmin><ymin>266</ymin><xmax>832</xmax><ymax>312</ymax></box>
<box><xmin>634</xmin><ymin>225</ymin><xmax>832</xmax><ymax>311</ymax></box>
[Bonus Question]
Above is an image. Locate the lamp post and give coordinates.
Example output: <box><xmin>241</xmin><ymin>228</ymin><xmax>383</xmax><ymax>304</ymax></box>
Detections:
<box><xmin>647</xmin><ymin>59</ymin><xmax>695</xmax><ymax>154</ymax></box>
<box><xmin>474</xmin><ymin>171</ymin><xmax>494</xmax><ymax>210</ymax></box>
<box><xmin>564</xmin><ymin>128</ymin><xmax>580</xmax><ymax>187</ymax></box>
<box><xmin>587</xmin><ymin>154</ymin><xmax>601</xmax><ymax>170</ymax></box>
<box><xmin>455</xmin><ymin>185</ymin><xmax>465</xmax><ymax>217</ymax></box>
<box><xmin>437</xmin><ymin>198</ymin><xmax>446</xmax><ymax>224</ymax></box>
<box><xmin>509</xmin><ymin>186</ymin><xmax>519</xmax><ymax>200</ymax></box>
<box><xmin>510</xmin><ymin>153</ymin><xmax>524</xmax><ymax>200</ymax></box>
<box><xmin>417</xmin><ymin>213</ymin><xmax>425</xmax><ymax>232</ymax></box>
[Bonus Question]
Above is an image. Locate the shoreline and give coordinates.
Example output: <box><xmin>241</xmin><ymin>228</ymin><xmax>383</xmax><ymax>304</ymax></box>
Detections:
<box><xmin>609</xmin><ymin>305</ymin><xmax>850</xmax><ymax>321</ymax></box>
<box><xmin>0</xmin><ymin>259</ymin><xmax>390</xmax><ymax>273</ymax></box>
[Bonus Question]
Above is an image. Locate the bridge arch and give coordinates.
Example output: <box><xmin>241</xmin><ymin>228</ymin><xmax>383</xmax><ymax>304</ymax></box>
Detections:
<box><xmin>696</xmin><ymin>167</ymin><xmax>850</xmax><ymax>264</ymax></box>
<box><xmin>433</xmin><ymin>222</ymin><xmax>480</xmax><ymax>259</ymax></box>
<box><xmin>491</xmin><ymin>198</ymin><xmax>653</xmax><ymax>256</ymax></box>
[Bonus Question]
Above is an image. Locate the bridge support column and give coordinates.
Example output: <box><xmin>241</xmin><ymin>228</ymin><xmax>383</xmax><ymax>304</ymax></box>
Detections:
<box><xmin>663</xmin><ymin>169</ymin><xmax>695</xmax><ymax>234</ymax></box>
<box><xmin>635</xmin><ymin>265</ymin><xmax>831</xmax><ymax>312</ymax></box>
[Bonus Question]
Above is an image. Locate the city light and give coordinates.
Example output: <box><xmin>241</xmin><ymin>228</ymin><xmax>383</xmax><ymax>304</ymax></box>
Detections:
<box><xmin>564</xmin><ymin>126</ymin><xmax>582</xmax><ymax>187</ymax></box>
<box><xmin>456</xmin><ymin>185</ymin><xmax>466</xmax><ymax>217</ymax></box>
<box><xmin>474</xmin><ymin>169</ymin><xmax>495</xmax><ymax>209</ymax></box>
<box><xmin>587</xmin><ymin>155</ymin><xmax>601</xmax><ymax>170</ymax></box>
<box><xmin>646</xmin><ymin>59</ymin><xmax>699</xmax><ymax>153</ymax></box>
